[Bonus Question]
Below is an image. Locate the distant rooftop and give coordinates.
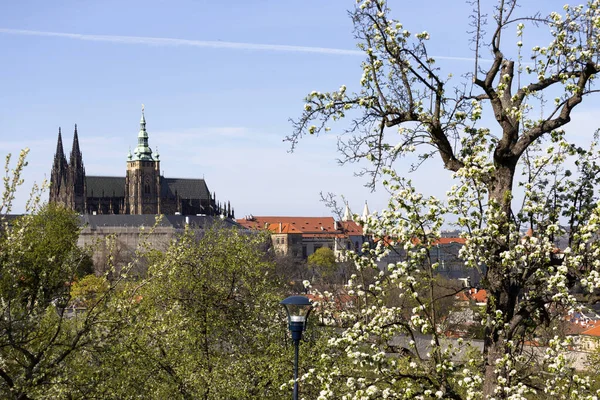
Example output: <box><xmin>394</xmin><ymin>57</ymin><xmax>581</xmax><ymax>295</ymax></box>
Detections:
<box><xmin>80</xmin><ymin>214</ymin><xmax>241</xmax><ymax>230</ymax></box>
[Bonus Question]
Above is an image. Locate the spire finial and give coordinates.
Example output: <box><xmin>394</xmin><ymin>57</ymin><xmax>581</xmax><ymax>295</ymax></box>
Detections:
<box><xmin>131</xmin><ymin>106</ymin><xmax>153</xmax><ymax>161</ymax></box>
<box><xmin>362</xmin><ymin>201</ymin><xmax>370</xmax><ymax>219</ymax></box>
<box><xmin>70</xmin><ymin>123</ymin><xmax>83</xmax><ymax>165</ymax></box>
<box><xmin>342</xmin><ymin>201</ymin><xmax>352</xmax><ymax>221</ymax></box>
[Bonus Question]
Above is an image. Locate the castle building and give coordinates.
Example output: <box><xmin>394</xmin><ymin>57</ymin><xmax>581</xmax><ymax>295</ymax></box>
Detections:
<box><xmin>50</xmin><ymin>107</ymin><xmax>233</xmax><ymax>217</ymax></box>
<box><xmin>236</xmin><ymin>215</ymin><xmax>367</xmax><ymax>259</ymax></box>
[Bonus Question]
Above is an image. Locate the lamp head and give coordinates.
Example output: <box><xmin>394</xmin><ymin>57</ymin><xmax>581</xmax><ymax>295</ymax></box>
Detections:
<box><xmin>280</xmin><ymin>295</ymin><xmax>313</xmax><ymax>342</ymax></box>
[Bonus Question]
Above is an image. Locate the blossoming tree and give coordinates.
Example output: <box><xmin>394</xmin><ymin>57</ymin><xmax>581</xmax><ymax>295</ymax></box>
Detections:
<box><xmin>289</xmin><ymin>0</ymin><xmax>600</xmax><ymax>398</ymax></box>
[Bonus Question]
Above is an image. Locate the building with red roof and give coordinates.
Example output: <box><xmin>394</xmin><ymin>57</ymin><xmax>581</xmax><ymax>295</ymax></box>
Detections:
<box><xmin>577</xmin><ymin>324</ymin><xmax>600</xmax><ymax>352</ymax></box>
<box><xmin>236</xmin><ymin>215</ymin><xmax>368</xmax><ymax>259</ymax></box>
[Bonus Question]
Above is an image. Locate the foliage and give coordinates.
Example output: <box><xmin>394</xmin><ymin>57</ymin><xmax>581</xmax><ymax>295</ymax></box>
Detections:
<box><xmin>0</xmin><ymin>150</ymin><xmax>332</xmax><ymax>399</ymax></box>
<box><xmin>290</xmin><ymin>0</ymin><xmax>600</xmax><ymax>398</ymax></box>
<box><xmin>308</xmin><ymin>246</ymin><xmax>339</xmax><ymax>282</ymax></box>
<box><xmin>0</xmin><ymin>151</ymin><xmax>137</xmax><ymax>400</ymax></box>
<box><xmin>67</xmin><ymin>225</ymin><xmax>322</xmax><ymax>400</ymax></box>
<box><xmin>309</xmin><ymin>247</ymin><xmax>337</xmax><ymax>270</ymax></box>
<box><xmin>0</xmin><ymin>201</ymin><xmax>114</xmax><ymax>399</ymax></box>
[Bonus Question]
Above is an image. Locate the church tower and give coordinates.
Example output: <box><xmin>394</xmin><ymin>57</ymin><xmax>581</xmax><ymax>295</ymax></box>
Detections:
<box><xmin>124</xmin><ymin>106</ymin><xmax>161</xmax><ymax>214</ymax></box>
<box><xmin>68</xmin><ymin>124</ymin><xmax>87</xmax><ymax>213</ymax></box>
<box><xmin>49</xmin><ymin>127</ymin><xmax>70</xmax><ymax>206</ymax></box>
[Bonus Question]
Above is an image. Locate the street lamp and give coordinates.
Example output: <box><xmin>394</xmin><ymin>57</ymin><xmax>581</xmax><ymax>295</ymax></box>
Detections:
<box><xmin>281</xmin><ymin>295</ymin><xmax>313</xmax><ymax>400</ymax></box>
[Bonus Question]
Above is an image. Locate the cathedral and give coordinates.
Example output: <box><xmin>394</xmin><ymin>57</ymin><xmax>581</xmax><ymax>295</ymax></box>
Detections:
<box><xmin>50</xmin><ymin>108</ymin><xmax>234</xmax><ymax>217</ymax></box>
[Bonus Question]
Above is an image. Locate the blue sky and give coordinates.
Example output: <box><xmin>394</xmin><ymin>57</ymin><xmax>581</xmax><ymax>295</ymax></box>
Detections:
<box><xmin>1</xmin><ymin>0</ymin><xmax>597</xmax><ymax>218</ymax></box>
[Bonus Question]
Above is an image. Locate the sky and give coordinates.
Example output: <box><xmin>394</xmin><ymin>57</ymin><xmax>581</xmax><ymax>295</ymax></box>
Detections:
<box><xmin>1</xmin><ymin>0</ymin><xmax>598</xmax><ymax>219</ymax></box>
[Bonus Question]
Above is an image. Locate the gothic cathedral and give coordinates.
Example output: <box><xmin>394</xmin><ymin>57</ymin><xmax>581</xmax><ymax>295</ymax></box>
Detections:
<box><xmin>50</xmin><ymin>107</ymin><xmax>234</xmax><ymax>217</ymax></box>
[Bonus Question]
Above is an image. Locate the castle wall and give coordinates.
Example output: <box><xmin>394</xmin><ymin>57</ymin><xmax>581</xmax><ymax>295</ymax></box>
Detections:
<box><xmin>78</xmin><ymin>225</ymin><xmax>175</xmax><ymax>275</ymax></box>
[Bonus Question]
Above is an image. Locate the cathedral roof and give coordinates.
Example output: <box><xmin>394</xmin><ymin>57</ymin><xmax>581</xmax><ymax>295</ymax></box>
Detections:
<box><xmin>85</xmin><ymin>175</ymin><xmax>211</xmax><ymax>201</ymax></box>
<box><xmin>161</xmin><ymin>178</ymin><xmax>210</xmax><ymax>200</ymax></box>
<box><xmin>86</xmin><ymin>176</ymin><xmax>126</xmax><ymax>198</ymax></box>
<box><xmin>79</xmin><ymin>214</ymin><xmax>240</xmax><ymax>229</ymax></box>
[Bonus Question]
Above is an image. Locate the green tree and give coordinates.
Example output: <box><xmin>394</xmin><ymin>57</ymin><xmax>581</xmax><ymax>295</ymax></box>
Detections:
<box><xmin>0</xmin><ymin>151</ymin><xmax>133</xmax><ymax>400</ymax></box>
<box><xmin>308</xmin><ymin>247</ymin><xmax>338</xmax><ymax>282</ymax></box>
<box><xmin>290</xmin><ymin>0</ymin><xmax>600</xmax><ymax>398</ymax></box>
<box><xmin>80</xmin><ymin>225</ymin><xmax>303</xmax><ymax>399</ymax></box>
<box><xmin>309</xmin><ymin>247</ymin><xmax>337</xmax><ymax>270</ymax></box>
<box><xmin>0</xmin><ymin>202</ymin><xmax>115</xmax><ymax>399</ymax></box>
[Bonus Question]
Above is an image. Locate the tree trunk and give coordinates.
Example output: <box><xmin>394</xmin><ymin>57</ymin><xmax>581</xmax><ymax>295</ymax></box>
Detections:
<box><xmin>482</xmin><ymin>161</ymin><xmax>519</xmax><ymax>399</ymax></box>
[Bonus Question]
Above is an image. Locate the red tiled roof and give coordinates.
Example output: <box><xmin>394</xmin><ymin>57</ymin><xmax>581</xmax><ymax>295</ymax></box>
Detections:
<box><xmin>582</xmin><ymin>324</ymin><xmax>600</xmax><ymax>337</ymax></box>
<box><xmin>471</xmin><ymin>289</ymin><xmax>487</xmax><ymax>303</ymax></box>
<box><xmin>455</xmin><ymin>288</ymin><xmax>487</xmax><ymax>303</ymax></box>
<box><xmin>265</xmin><ymin>222</ymin><xmax>303</xmax><ymax>234</ymax></box>
<box><xmin>340</xmin><ymin>220</ymin><xmax>363</xmax><ymax>235</ymax></box>
<box><xmin>303</xmin><ymin>233</ymin><xmax>347</xmax><ymax>239</ymax></box>
<box><xmin>565</xmin><ymin>321</ymin><xmax>590</xmax><ymax>335</ymax></box>
<box><xmin>455</xmin><ymin>291</ymin><xmax>469</xmax><ymax>301</ymax></box>
<box><xmin>434</xmin><ymin>237</ymin><xmax>466</xmax><ymax>245</ymax></box>
<box><xmin>236</xmin><ymin>216</ymin><xmax>363</xmax><ymax>236</ymax></box>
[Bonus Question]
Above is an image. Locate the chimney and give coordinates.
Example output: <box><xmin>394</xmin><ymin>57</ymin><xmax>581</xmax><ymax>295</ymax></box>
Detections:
<box><xmin>279</xmin><ymin>222</ymin><xmax>282</xmax><ymax>233</ymax></box>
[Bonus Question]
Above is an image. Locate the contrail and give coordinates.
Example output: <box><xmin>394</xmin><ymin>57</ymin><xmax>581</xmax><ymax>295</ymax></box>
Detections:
<box><xmin>0</xmin><ymin>28</ymin><xmax>485</xmax><ymax>61</ymax></box>
<box><xmin>0</xmin><ymin>28</ymin><xmax>364</xmax><ymax>56</ymax></box>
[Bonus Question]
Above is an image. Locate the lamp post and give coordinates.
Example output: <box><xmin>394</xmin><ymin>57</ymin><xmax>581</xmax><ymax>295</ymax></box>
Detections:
<box><xmin>281</xmin><ymin>295</ymin><xmax>313</xmax><ymax>400</ymax></box>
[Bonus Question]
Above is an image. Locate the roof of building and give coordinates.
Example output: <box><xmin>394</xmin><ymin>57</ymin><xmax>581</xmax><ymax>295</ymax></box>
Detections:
<box><xmin>581</xmin><ymin>324</ymin><xmax>600</xmax><ymax>337</ymax></box>
<box><xmin>455</xmin><ymin>288</ymin><xmax>487</xmax><ymax>303</ymax></box>
<box><xmin>162</xmin><ymin>178</ymin><xmax>210</xmax><ymax>200</ymax></box>
<box><xmin>435</xmin><ymin>237</ymin><xmax>466</xmax><ymax>245</ymax></box>
<box><xmin>581</xmin><ymin>323</ymin><xmax>600</xmax><ymax>337</ymax></box>
<box><xmin>236</xmin><ymin>216</ymin><xmax>364</xmax><ymax>236</ymax></box>
<box><xmin>85</xmin><ymin>176</ymin><xmax>211</xmax><ymax>201</ymax></box>
<box><xmin>130</xmin><ymin>108</ymin><xmax>155</xmax><ymax>162</ymax></box>
<box><xmin>266</xmin><ymin>222</ymin><xmax>303</xmax><ymax>234</ymax></box>
<box><xmin>341</xmin><ymin>220</ymin><xmax>363</xmax><ymax>235</ymax></box>
<box><xmin>86</xmin><ymin>176</ymin><xmax>126</xmax><ymax>198</ymax></box>
<box><xmin>79</xmin><ymin>214</ymin><xmax>240</xmax><ymax>229</ymax></box>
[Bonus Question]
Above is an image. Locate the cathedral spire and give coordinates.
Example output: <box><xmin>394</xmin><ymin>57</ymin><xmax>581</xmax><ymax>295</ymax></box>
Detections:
<box><xmin>54</xmin><ymin>127</ymin><xmax>66</xmax><ymax>163</ymax></box>
<box><xmin>342</xmin><ymin>202</ymin><xmax>352</xmax><ymax>221</ymax></box>
<box><xmin>52</xmin><ymin>127</ymin><xmax>68</xmax><ymax>175</ymax></box>
<box><xmin>70</xmin><ymin>124</ymin><xmax>82</xmax><ymax>165</ymax></box>
<box><xmin>362</xmin><ymin>201</ymin><xmax>370</xmax><ymax>219</ymax></box>
<box><xmin>69</xmin><ymin>124</ymin><xmax>86</xmax><ymax>213</ymax></box>
<box><xmin>132</xmin><ymin>104</ymin><xmax>154</xmax><ymax>161</ymax></box>
<box><xmin>140</xmin><ymin>104</ymin><xmax>146</xmax><ymax>127</ymax></box>
<box><xmin>50</xmin><ymin>127</ymin><xmax>69</xmax><ymax>205</ymax></box>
